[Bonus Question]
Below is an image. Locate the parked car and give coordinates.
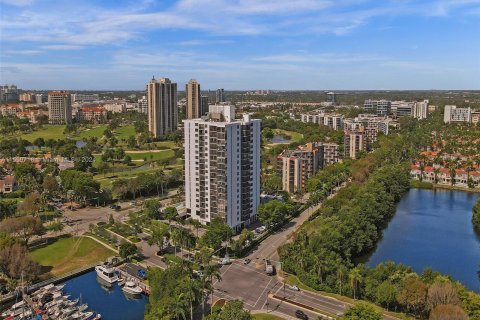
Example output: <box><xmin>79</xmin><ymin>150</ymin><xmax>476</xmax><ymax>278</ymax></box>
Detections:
<box><xmin>137</xmin><ymin>269</ymin><xmax>147</xmax><ymax>279</ymax></box>
<box><xmin>290</xmin><ymin>285</ymin><xmax>300</xmax><ymax>291</ymax></box>
<box><xmin>243</xmin><ymin>258</ymin><xmax>251</xmax><ymax>265</ymax></box>
<box><xmin>255</xmin><ymin>226</ymin><xmax>267</xmax><ymax>234</ymax></box>
<box><xmin>295</xmin><ymin>310</ymin><xmax>308</xmax><ymax>319</ymax></box>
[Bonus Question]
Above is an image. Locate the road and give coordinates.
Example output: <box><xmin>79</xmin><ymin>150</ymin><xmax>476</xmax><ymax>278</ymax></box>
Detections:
<box><xmin>212</xmin><ymin>183</ymin><xmax>401</xmax><ymax>320</ymax></box>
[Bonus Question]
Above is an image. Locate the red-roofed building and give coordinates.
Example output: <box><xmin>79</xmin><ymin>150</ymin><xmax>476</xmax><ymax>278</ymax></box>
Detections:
<box><xmin>0</xmin><ymin>175</ymin><xmax>15</xmax><ymax>194</ymax></box>
<box><xmin>76</xmin><ymin>106</ymin><xmax>107</xmax><ymax>122</ymax></box>
<box><xmin>0</xmin><ymin>103</ymin><xmax>23</xmax><ymax>116</ymax></box>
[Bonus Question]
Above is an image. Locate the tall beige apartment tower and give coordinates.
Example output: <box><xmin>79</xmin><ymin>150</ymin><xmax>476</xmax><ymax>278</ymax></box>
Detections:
<box><xmin>147</xmin><ymin>77</ymin><xmax>178</xmax><ymax>138</ymax></box>
<box><xmin>186</xmin><ymin>79</ymin><xmax>206</xmax><ymax>119</ymax></box>
<box><xmin>48</xmin><ymin>91</ymin><xmax>72</xmax><ymax>124</ymax></box>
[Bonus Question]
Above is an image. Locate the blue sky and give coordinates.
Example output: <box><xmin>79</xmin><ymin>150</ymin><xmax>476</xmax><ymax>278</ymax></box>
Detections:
<box><xmin>0</xmin><ymin>0</ymin><xmax>479</xmax><ymax>90</ymax></box>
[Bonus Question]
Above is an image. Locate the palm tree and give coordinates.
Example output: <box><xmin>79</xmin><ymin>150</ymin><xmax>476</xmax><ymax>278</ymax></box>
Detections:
<box><xmin>433</xmin><ymin>167</ymin><xmax>440</xmax><ymax>184</ymax></box>
<box><xmin>172</xmin><ymin>293</ymin><xmax>188</xmax><ymax>320</ymax></box>
<box><xmin>336</xmin><ymin>265</ymin><xmax>348</xmax><ymax>296</ymax></box>
<box><xmin>349</xmin><ymin>267</ymin><xmax>362</xmax><ymax>300</ymax></box>
<box><xmin>314</xmin><ymin>255</ymin><xmax>324</xmax><ymax>284</ymax></box>
<box><xmin>204</xmin><ymin>265</ymin><xmax>222</xmax><ymax>315</ymax></box>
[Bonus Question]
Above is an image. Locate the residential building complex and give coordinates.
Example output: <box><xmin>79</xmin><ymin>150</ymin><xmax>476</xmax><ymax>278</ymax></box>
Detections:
<box><xmin>137</xmin><ymin>96</ymin><xmax>148</xmax><ymax>114</ymax></box>
<box><xmin>48</xmin><ymin>90</ymin><xmax>72</xmax><ymax>124</ymax></box>
<box><xmin>414</xmin><ymin>100</ymin><xmax>429</xmax><ymax>119</ymax></box>
<box><xmin>0</xmin><ymin>85</ymin><xmax>18</xmax><ymax>103</ymax></box>
<box><xmin>72</xmin><ymin>93</ymin><xmax>99</xmax><ymax>102</ymax></box>
<box><xmin>277</xmin><ymin>143</ymin><xmax>324</xmax><ymax>193</ymax></box>
<box><xmin>444</xmin><ymin>105</ymin><xmax>472</xmax><ymax>123</ymax></box>
<box><xmin>344</xmin><ymin>129</ymin><xmax>366</xmax><ymax>160</ymax></box>
<box><xmin>364</xmin><ymin>99</ymin><xmax>391</xmax><ymax>116</ymax></box>
<box><xmin>300</xmin><ymin>111</ymin><xmax>344</xmax><ymax>130</ymax></box>
<box><xmin>186</xmin><ymin>79</ymin><xmax>206</xmax><ymax>119</ymax></box>
<box><xmin>184</xmin><ymin>105</ymin><xmax>261</xmax><ymax>230</ymax></box>
<box><xmin>76</xmin><ymin>106</ymin><xmax>107</xmax><ymax>122</ymax></box>
<box><xmin>147</xmin><ymin>77</ymin><xmax>178</xmax><ymax>138</ymax></box>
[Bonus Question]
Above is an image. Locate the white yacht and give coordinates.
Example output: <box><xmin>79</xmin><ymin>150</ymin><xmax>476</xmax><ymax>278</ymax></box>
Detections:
<box><xmin>122</xmin><ymin>281</ymin><xmax>143</xmax><ymax>295</ymax></box>
<box><xmin>95</xmin><ymin>264</ymin><xmax>118</xmax><ymax>284</ymax></box>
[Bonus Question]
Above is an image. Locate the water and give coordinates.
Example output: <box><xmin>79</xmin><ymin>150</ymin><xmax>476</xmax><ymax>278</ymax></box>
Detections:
<box><xmin>62</xmin><ymin>271</ymin><xmax>147</xmax><ymax>320</ymax></box>
<box><xmin>366</xmin><ymin>188</ymin><xmax>480</xmax><ymax>292</ymax></box>
<box><xmin>270</xmin><ymin>134</ymin><xmax>291</xmax><ymax>144</ymax></box>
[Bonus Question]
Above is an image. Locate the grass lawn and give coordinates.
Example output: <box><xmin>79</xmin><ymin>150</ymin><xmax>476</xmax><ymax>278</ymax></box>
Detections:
<box><xmin>30</xmin><ymin>236</ymin><xmax>115</xmax><ymax>277</ymax></box>
<box><xmin>115</xmin><ymin>125</ymin><xmax>136</xmax><ymax>139</ymax></box>
<box><xmin>78</xmin><ymin>125</ymin><xmax>108</xmax><ymax>139</ymax></box>
<box><xmin>253</xmin><ymin>314</ymin><xmax>285</xmax><ymax>320</ymax></box>
<box><xmin>273</xmin><ymin>129</ymin><xmax>303</xmax><ymax>142</ymax></box>
<box><xmin>18</xmin><ymin>125</ymin><xmax>67</xmax><ymax>142</ymax></box>
<box><xmin>126</xmin><ymin>149</ymin><xmax>175</xmax><ymax>161</ymax></box>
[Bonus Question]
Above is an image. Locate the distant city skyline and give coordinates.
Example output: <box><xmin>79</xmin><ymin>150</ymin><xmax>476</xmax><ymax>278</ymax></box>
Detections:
<box><xmin>1</xmin><ymin>0</ymin><xmax>479</xmax><ymax>90</ymax></box>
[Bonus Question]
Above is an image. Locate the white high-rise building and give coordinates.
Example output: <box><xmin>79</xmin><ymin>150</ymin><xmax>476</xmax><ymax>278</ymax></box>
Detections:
<box><xmin>147</xmin><ymin>77</ymin><xmax>178</xmax><ymax>137</ymax></box>
<box><xmin>413</xmin><ymin>100</ymin><xmax>428</xmax><ymax>119</ymax></box>
<box><xmin>137</xmin><ymin>96</ymin><xmax>148</xmax><ymax>114</ymax></box>
<box><xmin>444</xmin><ymin>105</ymin><xmax>471</xmax><ymax>123</ymax></box>
<box><xmin>184</xmin><ymin>105</ymin><xmax>261</xmax><ymax>231</ymax></box>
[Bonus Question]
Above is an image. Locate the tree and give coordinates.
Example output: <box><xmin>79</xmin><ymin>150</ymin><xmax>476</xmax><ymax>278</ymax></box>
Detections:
<box><xmin>200</xmin><ymin>217</ymin><xmax>233</xmax><ymax>250</ymax></box>
<box><xmin>0</xmin><ymin>216</ymin><xmax>43</xmax><ymax>246</ymax></box>
<box><xmin>119</xmin><ymin>242</ymin><xmax>138</xmax><ymax>259</ymax></box>
<box><xmin>341</xmin><ymin>302</ymin><xmax>382</xmax><ymax>320</ymax></box>
<box><xmin>429</xmin><ymin>304</ymin><xmax>468</xmax><ymax>320</ymax></box>
<box><xmin>427</xmin><ymin>281</ymin><xmax>459</xmax><ymax>310</ymax></box>
<box><xmin>208</xmin><ymin>300</ymin><xmax>252</xmax><ymax>320</ymax></box>
<box><xmin>108</xmin><ymin>214</ymin><xmax>115</xmax><ymax>225</ymax></box>
<box><xmin>123</xmin><ymin>155</ymin><xmax>132</xmax><ymax>165</ymax></box>
<box><xmin>42</xmin><ymin>175</ymin><xmax>59</xmax><ymax>198</ymax></box>
<box><xmin>97</xmin><ymin>160</ymin><xmax>110</xmax><ymax>177</ymax></box>
<box><xmin>375</xmin><ymin>281</ymin><xmax>397</xmax><ymax>310</ymax></box>
<box><xmin>204</xmin><ymin>265</ymin><xmax>222</xmax><ymax>315</ymax></box>
<box><xmin>349</xmin><ymin>267</ymin><xmax>363</xmax><ymax>300</ymax></box>
<box><xmin>164</xmin><ymin>207</ymin><xmax>178</xmax><ymax>225</ymax></box>
<box><xmin>17</xmin><ymin>192</ymin><xmax>41</xmax><ymax>216</ymax></box>
<box><xmin>397</xmin><ymin>276</ymin><xmax>427</xmax><ymax>316</ymax></box>
<box><xmin>0</xmin><ymin>243</ymin><xmax>41</xmax><ymax>281</ymax></box>
<box><xmin>144</xmin><ymin>199</ymin><xmax>162</xmax><ymax>219</ymax></box>
<box><xmin>257</xmin><ymin>200</ymin><xmax>295</xmax><ymax>227</ymax></box>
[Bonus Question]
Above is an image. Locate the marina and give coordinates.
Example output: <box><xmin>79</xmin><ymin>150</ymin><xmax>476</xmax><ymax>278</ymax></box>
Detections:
<box><xmin>1</xmin><ymin>263</ymin><xmax>148</xmax><ymax>320</ymax></box>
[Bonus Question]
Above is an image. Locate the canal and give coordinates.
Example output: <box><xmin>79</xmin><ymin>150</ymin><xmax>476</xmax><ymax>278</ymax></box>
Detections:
<box><xmin>366</xmin><ymin>188</ymin><xmax>480</xmax><ymax>292</ymax></box>
<box><xmin>63</xmin><ymin>271</ymin><xmax>147</xmax><ymax>319</ymax></box>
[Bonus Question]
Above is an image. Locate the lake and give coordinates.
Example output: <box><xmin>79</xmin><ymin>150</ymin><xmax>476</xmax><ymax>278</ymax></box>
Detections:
<box><xmin>367</xmin><ymin>188</ymin><xmax>480</xmax><ymax>292</ymax></box>
<box><xmin>63</xmin><ymin>271</ymin><xmax>147</xmax><ymax>319</ymax></box>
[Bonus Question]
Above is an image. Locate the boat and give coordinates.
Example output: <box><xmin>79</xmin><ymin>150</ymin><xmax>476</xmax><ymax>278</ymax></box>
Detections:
<box><xmin>122</xmin><ymin>281</ymin><xmax>143</xmax><ymax>295</ymax></box>
<box><xmin>1</xmin><ymin>301</ymin><xmax>27</xmax><ymax>317</ymax></box>
<box><xmin>78</xmin><ymin>303</ymin><xmax>89</xmax><ymax>312</ymax></box>
<box><xmin>95</xmin><ymin>264</ymin><xmax>118</xmax><ymax>284</ymax></box>
<box><xmin>81</xmin><ymin>311</ymin><xmax>95</xmax><ymax>320</ymax></box>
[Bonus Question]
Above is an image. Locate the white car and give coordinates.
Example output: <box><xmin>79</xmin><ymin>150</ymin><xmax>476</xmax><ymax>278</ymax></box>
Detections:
<box><xmin>290</xmin><ymin>285</ymin><xmax>300</xmax><ymax>291</ymax></box>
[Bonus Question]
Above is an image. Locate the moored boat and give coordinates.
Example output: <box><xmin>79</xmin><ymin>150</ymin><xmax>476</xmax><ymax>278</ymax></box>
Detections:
<box><xmin>122</xmin><ymin>281</ymin><xmax>143</xmax><ymax>295</ymax></box>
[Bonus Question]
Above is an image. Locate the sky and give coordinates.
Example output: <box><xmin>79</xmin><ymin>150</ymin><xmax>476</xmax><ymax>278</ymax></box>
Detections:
<box><xmin>0</xmin><ymin>0</ymin><xmax>479</xmax><ymax>90</ymax></box>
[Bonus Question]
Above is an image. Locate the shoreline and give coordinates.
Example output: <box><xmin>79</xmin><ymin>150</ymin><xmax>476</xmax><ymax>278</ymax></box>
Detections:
<box><xmin>410</xmin><ymin>180</ymin><xmax>480</xmax><ymax>193</ymax></box>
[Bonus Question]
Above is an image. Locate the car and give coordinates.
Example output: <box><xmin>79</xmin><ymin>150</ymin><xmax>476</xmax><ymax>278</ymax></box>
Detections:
<box><xmin>290</xmin><ymin>285</ymin><xmax>300</xmax><ymax>291</ymax></box>
<box><xmin>218</xmin><ymin>257</ymin><xmax>230</xmax><ymax>265</ymax></box>
<box><xmin>243</xmin><ymin>258</ymin><xmax>251</xmax><ymax>265</ymax></box>
<box><xmin>295</xmin><ymin>310</ymin><xmax>308</xmax><ymax>319</ymax></box>
<box><xmin>137</xmin><ymin>269</ymin><xmax>147</xmax><ymax>279</ymax></box>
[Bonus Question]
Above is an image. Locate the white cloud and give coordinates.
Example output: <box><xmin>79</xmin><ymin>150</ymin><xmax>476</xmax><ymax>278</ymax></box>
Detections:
<box><xmin>0</xmin><ymin>0</ymin><xmax>36</xmax><ymax>6</ymax></box>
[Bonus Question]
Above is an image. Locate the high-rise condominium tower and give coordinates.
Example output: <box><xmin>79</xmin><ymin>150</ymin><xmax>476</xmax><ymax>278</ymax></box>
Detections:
<box><xmin>147</xmin><ymin>77</ymin><xmax>178</xmax><ymax>137</ymax></box>
<box><xmin>48</xmin><ymin>91</ymin><xmax>72</xmax><ymax>124</ymax></box>
<box><xmin>216</xmin><ymin>88</ymin><xmax>225</xmax><ymax>104</ymax></box>
<box><xmin>184</xmin><ymin>105</ymin><xmax>261</xmax><ymax>231</ymax></box>
<box><xmin>186</xmin><ymin>79</ymin><xmax>206</xmax><ymax>119</ymax></box>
